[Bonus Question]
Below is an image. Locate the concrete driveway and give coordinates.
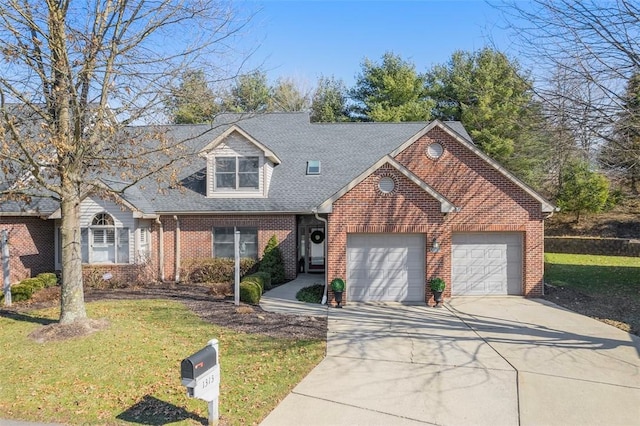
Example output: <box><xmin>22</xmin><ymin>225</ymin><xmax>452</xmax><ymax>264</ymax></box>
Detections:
<box><xmin>261</xmin><ymin>297</ymin><xmax>640</xmax><ymax>426</ymax></box>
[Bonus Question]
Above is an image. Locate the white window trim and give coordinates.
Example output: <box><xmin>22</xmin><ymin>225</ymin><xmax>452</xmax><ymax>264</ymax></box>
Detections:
<box><xmin>214</xmin><ymin>156</ymin><xmax>261</xmax><ymax>192</ymax></box>
<box><xmin>82</xmin><ymin>214</ymin><xmax>130</xmax><ymax>264</ymax></box>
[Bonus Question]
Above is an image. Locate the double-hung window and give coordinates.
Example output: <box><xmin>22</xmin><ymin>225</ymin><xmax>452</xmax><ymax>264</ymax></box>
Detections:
<box><xmin>80</xmin><ymin>213</ymin><xmax>130</xmax><ymax>264</ymax></box>
<box><xmin>213</xmin><ymin>227</ymin><xmax>258</xmax><ymax>259</ymax></box>
<box><xmin>215</xmin><ymin>156</ymin><xmax>259</xmax><ymax>190</ymax></box>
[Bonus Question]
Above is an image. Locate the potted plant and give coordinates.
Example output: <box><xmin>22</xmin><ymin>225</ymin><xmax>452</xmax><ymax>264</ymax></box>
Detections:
<box><xmin>331</xmin><ymin>278</ymin><xmax>345</xmax><ymax>308</ymax></box>
<box><xmin>429</xmin><ymin>278</ymin><xmax>446</xmax><ymax>307</ymax></box>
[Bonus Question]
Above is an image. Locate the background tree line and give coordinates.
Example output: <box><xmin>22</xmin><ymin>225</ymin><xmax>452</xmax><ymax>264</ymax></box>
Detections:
<box><xmin>167</xmin><ymin>44</ymin><xmax>638</xmax><ymax>221</ymax></box>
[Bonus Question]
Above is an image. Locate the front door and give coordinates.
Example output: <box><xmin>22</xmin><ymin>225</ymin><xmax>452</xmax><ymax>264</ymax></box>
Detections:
<box><xmin>298</xmin><ymin>223</ymin><xmax>325</xmax><ymax>273</ymax></box>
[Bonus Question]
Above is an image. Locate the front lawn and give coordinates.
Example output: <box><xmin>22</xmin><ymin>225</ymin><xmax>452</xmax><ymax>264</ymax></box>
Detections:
<box><xmin>544</xmin><ymin>253</ymin><xmax>640</xmax><ymax>299</ymax></box>
<box><xmin>0</xmin><ymin>300</ymin><xmax>325</xmax><ymax>425</ymax></box>
<box><xmin>544</xmin><ymin>253</ymin><xmax>640</xmax><ymax>335</ymax></box>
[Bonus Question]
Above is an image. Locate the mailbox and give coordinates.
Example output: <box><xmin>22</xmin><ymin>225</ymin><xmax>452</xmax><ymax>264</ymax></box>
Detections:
<box><xmin>181</xmin><ymin>339</ymin><xmax>220</xmax><ymax>405</ymax></box>
<box><xmin>181</xmin><ymin>345</ymin><xmax>217</xmax><ymax>382</ymax></box>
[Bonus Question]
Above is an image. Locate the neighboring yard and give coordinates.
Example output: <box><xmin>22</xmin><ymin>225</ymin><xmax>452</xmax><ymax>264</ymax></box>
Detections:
<box><xmin>0</xmin><ymin>292</ymin><xmax>326</xmax><ymax>425</ymax></box>
<box><xmin>544</xmin><ymin>253</ymin><xmax>640</xmax><ymax>336</ymax></box>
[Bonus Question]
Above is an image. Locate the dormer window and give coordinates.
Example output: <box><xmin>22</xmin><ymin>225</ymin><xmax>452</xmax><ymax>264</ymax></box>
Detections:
<box><xmin>215</xmin><ymin>156</ymin><xmax>259</xmax><ymax>190</ymax></box>
<box><xmin>307</xmin><ymin>160</ymin><xmax>321</xmax><ymax>175</ymax></box>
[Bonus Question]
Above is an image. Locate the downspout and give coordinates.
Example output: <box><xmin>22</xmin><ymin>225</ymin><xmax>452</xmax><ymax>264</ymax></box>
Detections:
<box><xmin>313</xmin><ymin>209</ymin><xmax>329</xmax><ymax>305</ymax></box>
<box><xmin>173</xmin><ymin>215</ymin><xmax>181</xmax><ymax>282</ymax></box>
<box><xmin>155</xmin><ymin>217</ymin><xmax>164</xmax><ymax>282</ymax></box>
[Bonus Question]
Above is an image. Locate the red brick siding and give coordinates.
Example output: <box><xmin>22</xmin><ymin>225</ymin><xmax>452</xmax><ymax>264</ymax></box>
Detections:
<box><xmin>0</xmin><ymin>217</ymin><xmax>55</xmax><ymax>284</ymax></box>
<box><xmin>158</xmin><ymin>214</ymin><xmax>297</xmax><ymax>282</ymax></box>
<box><xmin>327</xmin><ymin>127</ymin><xmax>545</xmax><ymax>305</ymax></box>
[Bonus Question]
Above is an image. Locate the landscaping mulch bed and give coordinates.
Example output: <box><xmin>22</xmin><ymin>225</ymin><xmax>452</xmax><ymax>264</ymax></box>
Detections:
<box><xmin>543</xmin><ymin>283</ymin><xmax>640</xmax><ymax>336</ymax></box>
<box><xmin>2</xmin><ymin>283</ymin><xmax>327</xmax><ymax>341</ymax></box>
<box><xmin>5</xmin><ymin>281</ymin><xmax>637</xmax><ymax>340</ymax></box>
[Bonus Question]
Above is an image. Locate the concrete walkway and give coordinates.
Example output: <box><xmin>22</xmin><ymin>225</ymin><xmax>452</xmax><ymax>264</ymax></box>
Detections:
<box><xmin>261</xmin><ymin>297</ymin><xmax>640</xmax><ymax>426</ymax></box>
<box><xmin>260</xmin><ymin>273</ymin><xmax>328</xmax><ymax>316</ymax></box>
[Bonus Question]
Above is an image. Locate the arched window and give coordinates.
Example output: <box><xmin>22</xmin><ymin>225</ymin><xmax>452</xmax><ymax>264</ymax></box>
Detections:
<box><xmin>92</xmin><ymin>213</ymin><xmax>114</xmax><ymax>226</ymax></box>
<box><xmin>80</xmin><ymin>212</ymin><xmax>129</xmax><ymax>263</ymax></box>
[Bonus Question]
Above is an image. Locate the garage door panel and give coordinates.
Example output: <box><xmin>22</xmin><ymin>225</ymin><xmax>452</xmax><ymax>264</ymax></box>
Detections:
<box><xmin>387</xmin><ymin>268</ymin><xmax>407</xmax><ymax>281</ymax></box>
<box><xmin>452</xmin><ymin>233</ymin><xmax>522</xmax><ymax>296</ymax></box>
<box><xmin>347</xmin><ymin>234</ymin><xmax>425</xmax><ymax>302</ymax></box>
<box><xmin>350</xmin><ymin>268</ymin><xmax>369</xmax><ymax>280</ymax></box>
<box><xmin>348</xmin><ymin>250</ymin><xmax>368</xmax><ymax>263</ymax></box>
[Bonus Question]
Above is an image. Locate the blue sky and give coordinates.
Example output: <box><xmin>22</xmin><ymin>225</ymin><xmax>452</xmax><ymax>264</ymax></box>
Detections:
<box><xmin>238</xmin><ymin>1</ymin><xmax>514</xmax><ymax>87</ymax></box>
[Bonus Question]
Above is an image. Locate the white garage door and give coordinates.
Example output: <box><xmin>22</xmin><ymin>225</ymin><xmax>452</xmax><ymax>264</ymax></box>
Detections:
<box><xmin>452</xmin><ymin>233</ymin><xmax>522</xmax><ymax>295</ymax></box>
<box><xmin>347</xmin><ymin>234</ymin><xmax>425</xmax><ymax>302</ymax></box>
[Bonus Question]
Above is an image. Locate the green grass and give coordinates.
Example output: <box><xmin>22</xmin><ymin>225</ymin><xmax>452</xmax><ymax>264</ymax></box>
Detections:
<box><xmin>544</xmin><ymin>253</ymin><xmax>640</xmax><ymax>300</ymax></box>
<box><xmin>295</xmin><ymin>284</ymin><xmax>324</xmax><ymax>304</ymax></box>
<box><xmin>0</xmin><ymin>300</ymin><xmax>325</xmax><ymax>425</ymax></box>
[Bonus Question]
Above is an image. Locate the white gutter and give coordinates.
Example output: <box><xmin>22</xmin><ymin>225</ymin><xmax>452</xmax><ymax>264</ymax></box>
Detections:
<box><xmin>156</xmin><ymin>217</ymin><xmax>165</xmax><ymax>281</ymax></box>
<box><xmin>313</xmin><ymin>209</ymin><xmax>329</xmax><ymax>305</ymax></box>
<box><xmin>173</xmin><ymin>215</ymin><xmax>181</xmax><ymax>282</ymax></box>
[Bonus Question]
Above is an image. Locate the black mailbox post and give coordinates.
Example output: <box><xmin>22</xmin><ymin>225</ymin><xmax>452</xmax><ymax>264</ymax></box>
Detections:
<box><xmin>181</xmin><ymin>345</ymin><xmax>217</xmax><ymax>381</ymax></box>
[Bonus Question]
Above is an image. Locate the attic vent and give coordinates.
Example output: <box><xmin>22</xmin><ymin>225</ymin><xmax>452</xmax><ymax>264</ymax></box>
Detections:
<box><xmin>426</xmin><ymin>142</ymin><xmax>444</xmax><ymax>160</ymax></box>
<box><xmin>306</xmin><ymin>160</ymin><xmax>321</xmax><ymax>175</ymax></box>
<box><xmin>378</xmin><ymin>176</ymin><xmax>396</xmax><ymax>194</ymax></box>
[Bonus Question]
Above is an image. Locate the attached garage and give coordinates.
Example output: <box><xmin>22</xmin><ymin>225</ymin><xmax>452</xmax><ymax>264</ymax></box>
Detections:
<box><xmin>452</xmin><ymin>233</ymin><xmax>523</xmax><ymax>295</ymax></box>
<box><xmin>347</xmin><ymin>234</ymin><xmax>425</xmax><ymax>302</ymax></box>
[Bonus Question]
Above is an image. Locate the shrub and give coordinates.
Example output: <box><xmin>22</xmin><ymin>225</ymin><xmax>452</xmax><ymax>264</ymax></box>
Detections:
<box><xmin>242</xmin><ymin>274</ymin><xmax>265</xmax><ymax>294</ymax></box>
<box><xmin>259</xmin><ymin>235</ymin><xmax>285</xmax><ymax>284</ymax></box>
<box><xmin>296</xmin><ymin>284</ymin><xmax>324</xmax><ymax>303</ymax></box>
<box><xmin>36</xmin><ymin>273</ymin><xmax>59</xmax><ymax>288</ymax></box>
<box><xmin>429</xmin><ymin>278</ymin><xmax>446</xmax><ymax>292</ymax></box>
<box><xmin>20</xmin><ymin>277</ymin><xmax>46</xmax><ymax>291</ymax></box>
<box><xmin>182</xmin><ymin>258</ymin><xmax>257</xmax><ymax>284</ymax></box>
<box><xmin>251</xmin><ymin>271</ymin><xmax>272</xmax><ymax>291</ymax></box>
<box><xmin>10</xmin><ymin>284</ymin><xmax>34</xmax><ymax>302</ymax></box>
<box><xmin>330</xmin><ymin>278</ymin><xmax>345</xmax><ymax>292</ymax></box>
<box><xmin>239</xmin><ymin>281</ymin><xmax>261</xmax><ymax>304</ymax></box>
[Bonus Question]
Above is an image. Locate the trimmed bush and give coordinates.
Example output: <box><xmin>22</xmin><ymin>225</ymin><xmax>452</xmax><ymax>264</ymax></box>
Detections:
<box><xmin>259</xmin><ymin>235</ymin><xmax>286</xmax><ymax>284</ymax></box>
<box><xmin>239</xmin><ymin>281</ymin><xmax>261</xmax><ymax>304</ymax></box>
<box><xmin>20</xmin><ymin>277</ymin><xmax>46</xmax><ymax>291</ymax></box>
<box><xmin>242</xmin><ymin>274</ymin><xmax>265</xmax><ymax>294</ymax></box>
<box><xmin>182</xmin><ymin>258</ymin><xmax>257</xmax><ymax>284</ymax></box>
<box><xmin>252</xmin><ymin>271</ymin><xmax>272</xmax><ymax>291</ymax></box>
<box><xmin>10</xmin><ymin>284</ymin><xmax>34</xmax><ymax>302</ymax></box>
<box><xmin>296</xmin><ymin>284</ymin><xmax>324</xmax><ymax>304</ymax></box>
<box><xmin>36</xmin><ymin>273</ymin><xmax>58</xmax><ymax>288</ymax></box>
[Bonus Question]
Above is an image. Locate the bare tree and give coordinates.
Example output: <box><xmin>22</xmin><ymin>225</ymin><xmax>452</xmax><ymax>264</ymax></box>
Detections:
<box><xmin>0</xmin><ymin>1</ymin><xmax>252</xmax><ymax>324</ymax></box>
<box><xmin>499</xmin><ymin>0</ymin><xmax>640</xmax><ymax>166</ymax></box>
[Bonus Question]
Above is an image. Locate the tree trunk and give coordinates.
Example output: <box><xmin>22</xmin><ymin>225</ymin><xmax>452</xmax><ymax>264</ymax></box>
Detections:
<box><xmin>59</xmin><ymin>193</ymin><xmax>87</xmax><ymax>324</ymax></box>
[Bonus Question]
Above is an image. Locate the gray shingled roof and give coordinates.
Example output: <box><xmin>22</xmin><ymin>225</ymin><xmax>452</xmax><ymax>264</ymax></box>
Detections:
<box><xmin>1</xmin><ymin>113</ymin><xmax>472</xmax><ymax>215</ymax></box>
<box><xmin>140</xmin><ymin>113</ymin><xmax>470</xmax><ymax>213</ymax></box>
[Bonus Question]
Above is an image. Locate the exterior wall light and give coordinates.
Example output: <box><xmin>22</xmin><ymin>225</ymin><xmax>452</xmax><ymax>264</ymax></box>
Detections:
<box><xmin>430</xmin><ymin>238</ymin><xmax>440</xmax><ymax>253</ymax></box>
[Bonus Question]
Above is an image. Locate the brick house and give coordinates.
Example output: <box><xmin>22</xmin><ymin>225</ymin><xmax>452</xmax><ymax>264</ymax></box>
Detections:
<box><xmin>0</xmin><ymin>113</ymin><xmax>555</xmax><ymax>305</ymax></box>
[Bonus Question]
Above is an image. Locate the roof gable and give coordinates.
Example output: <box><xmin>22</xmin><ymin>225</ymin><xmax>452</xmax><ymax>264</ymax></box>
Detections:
<box><xmin>391</xmin><ymin>120</ymin><xmax>556</xmax><ymax>213</ymax></box>
<box><xmin>47</xmin><ymin>190</ymin><xmax>156</xmax><ymax>220</ymax></box>
<box><xmin>317</xmin><ymin>155</ymin><xmax>457</xmax><ymax>214</ymax></box>
<box><xmin>198</xmin><ymin>125</ymin><xmax>281</xmax><ymax>165</ymax></box>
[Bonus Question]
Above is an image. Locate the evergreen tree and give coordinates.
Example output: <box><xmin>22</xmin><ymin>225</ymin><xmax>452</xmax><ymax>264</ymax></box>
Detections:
<box><xmin>350</xmin><ymin>52</ymin><xmax>433</xmax><ymax>122</ymax></box>
<box><xmin>426</xmin><ymin>48</ymin><xmax>548</xmax><ymax>186</ymax></box>
<box><xmin>556</xmin><ymin>161</ymin><xmax>611</xmax><ymax>223</ymax></box>
<box><xmin>310</xmin><ymin>75</ymin><xmax>349</xmax><ymax>122</ymax></box>
<box><xmin>224</xmin><ymin>71</ymin><xmax>271</xmax><ymax>113</ymax></box>
<box><xmin>166</xmin><ymin>69</ymin><xmax>218</xmax><ymax>124</ymax></box>
<box><xmin>258</xmin><ymin>235</ymin><xmax>286</xmax><ymax>284</ymax></box>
